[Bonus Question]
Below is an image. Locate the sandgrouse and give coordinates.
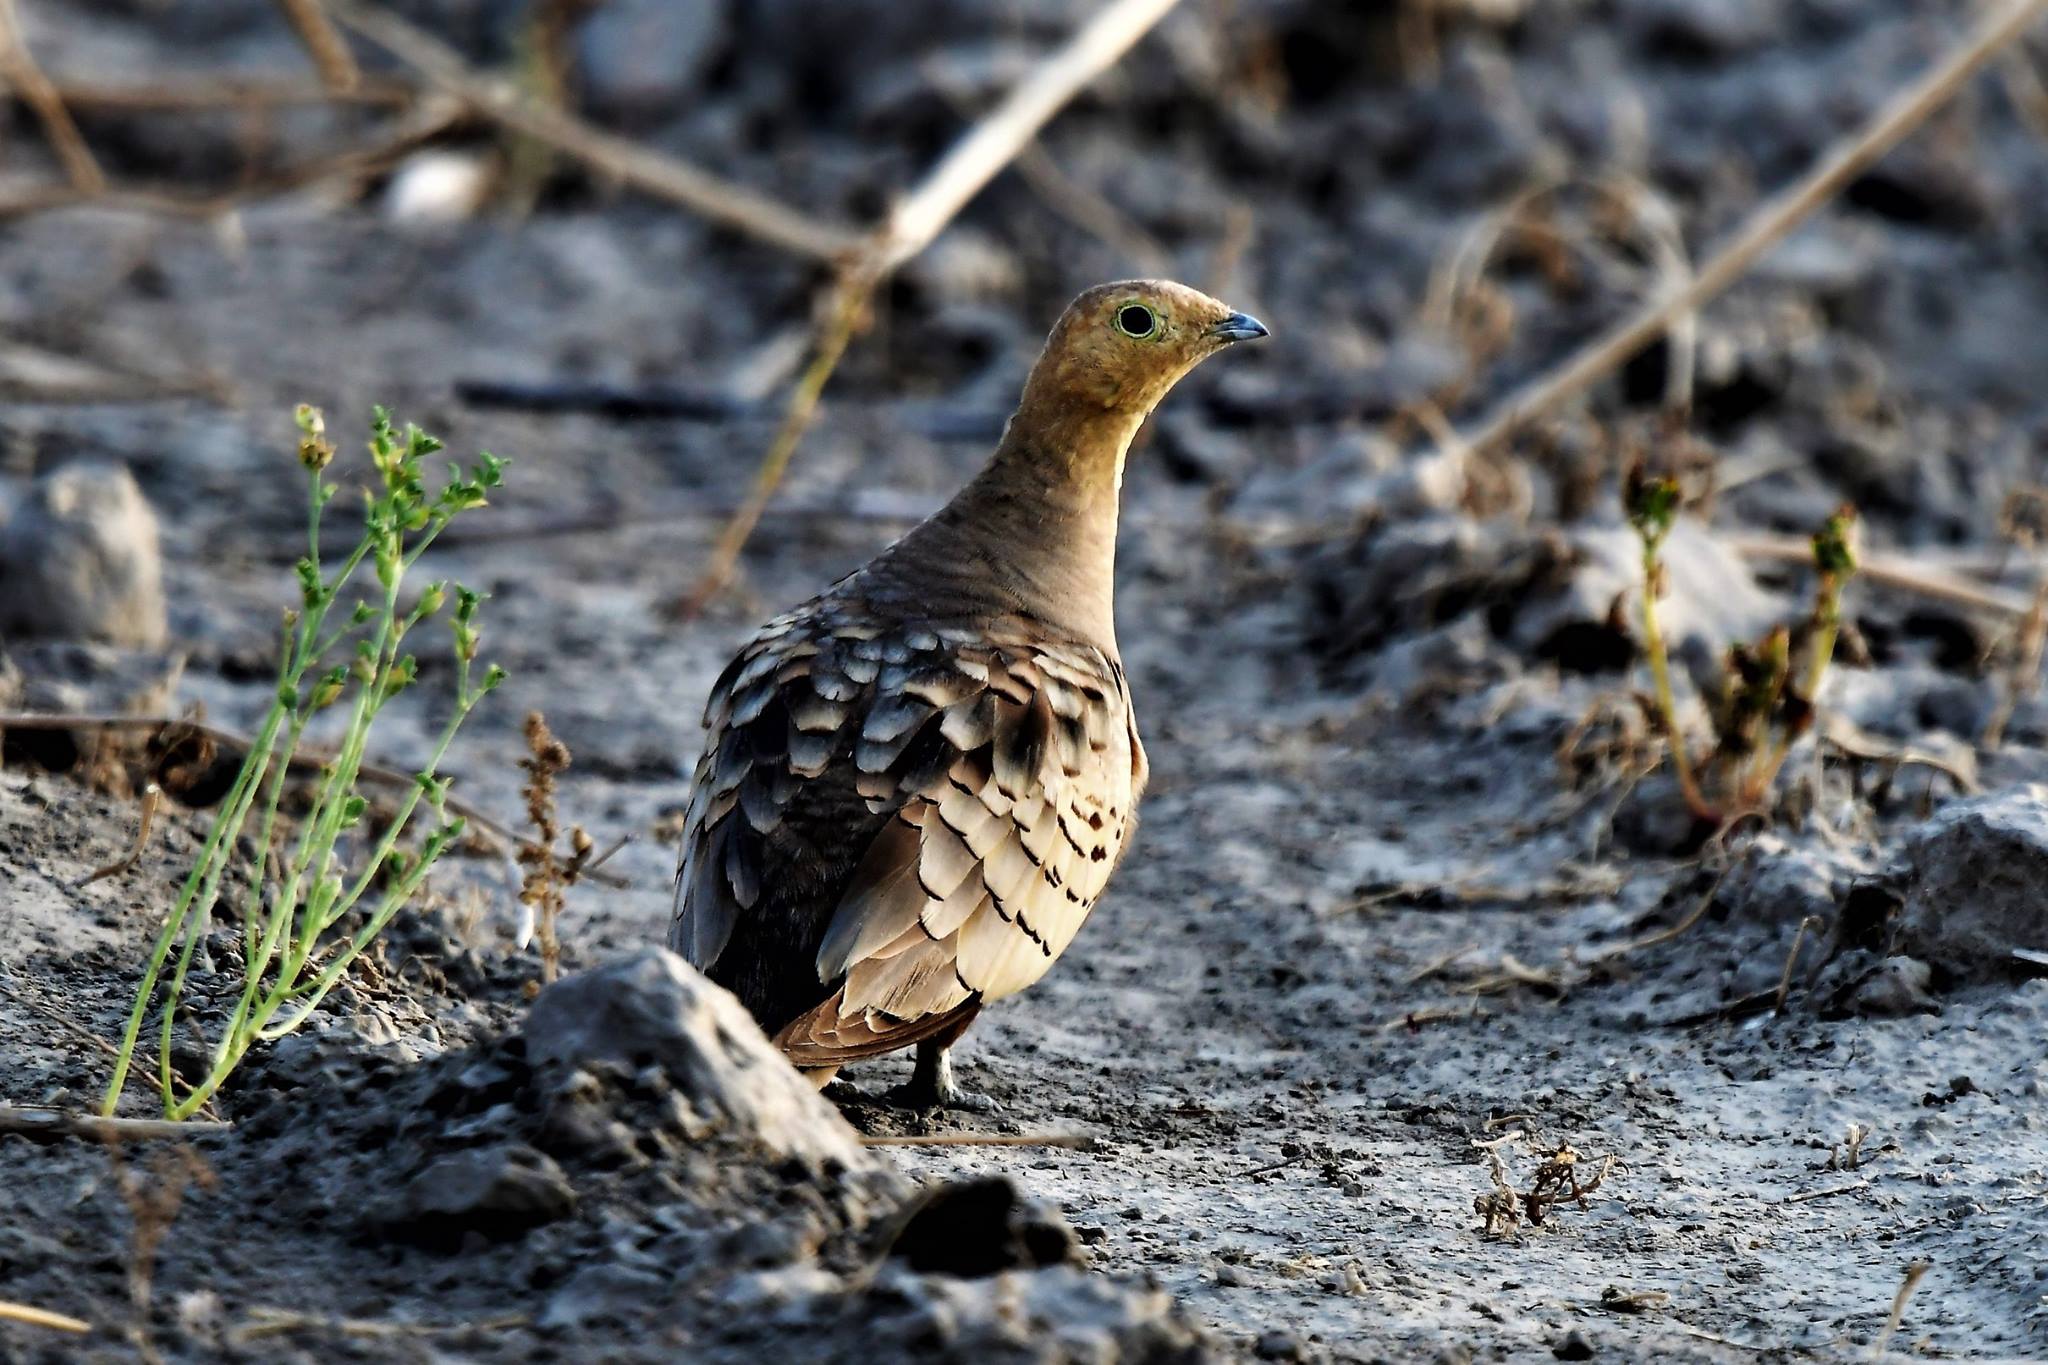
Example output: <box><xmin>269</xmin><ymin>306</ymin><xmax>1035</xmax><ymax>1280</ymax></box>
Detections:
<box><xmin>669</xmin><ymin>280</ymin><xmax>1267</xmax><ymax>1105</ymax></box>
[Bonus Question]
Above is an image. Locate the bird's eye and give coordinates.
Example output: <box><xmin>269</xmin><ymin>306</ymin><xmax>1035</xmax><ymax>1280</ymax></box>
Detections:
<box><xmin>1113</xmin><ymin>303</ymin><xmax>1160</xmax><ymax>339</ymax></box>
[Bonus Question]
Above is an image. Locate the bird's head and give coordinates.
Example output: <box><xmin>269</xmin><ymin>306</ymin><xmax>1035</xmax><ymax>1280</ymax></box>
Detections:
<box><xmin>1020</xmin><ymin>279</ymin><xmax>1268</xmax><ymax>422</ymax></box>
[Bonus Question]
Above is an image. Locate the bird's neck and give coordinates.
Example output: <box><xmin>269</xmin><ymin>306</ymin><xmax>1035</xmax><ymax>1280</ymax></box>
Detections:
<box><xmin>881</xmin><ymin>396</ymin><xmax>1142</xmax><ymax>648</ymax></box>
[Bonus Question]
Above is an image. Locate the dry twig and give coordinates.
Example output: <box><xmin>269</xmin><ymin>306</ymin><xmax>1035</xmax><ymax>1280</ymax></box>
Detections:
<box><xmin>675</xmin><ymin>0</ymin><xmax>1190</xmax><ymax>610</ymax></box>
<box><xmin>0</xmin><ymin>0</ymin><xmax>105</xmax><ymax>193</ymax></box>
<box><xmin>47</xmin><ymin>74</ymin><xmax>411</xmax><ymax>111</ymax></box>
<box><xmin>322</xmin><ymin>0</ymin><xmax>858</xmax><ymax>260</ymax></box>
<box><xmin>861</xmin><ymin>1132</ymin><xmax>1096</xmax><ymax>1149</ymax></box>
<box><xmin>234</xmin><ymin>1309</ymin><xmax>527</xmax><ymax>1343</ymax></box>
<box><xmin>0</xmin><ymin>1301</ymin><xmax>90</xmax><ymax>1334</ymax></box>
<box><xmin>0</xmin><ymin>94</ymin><xmax>463</xmax><ymax>224</ymax></box>
<box><xmin>273</xmin><ymin>0</ymin><xmax>360</xmax><ymax>92</ymax></box>
<box><xmin>1448</xmin><ymin>0</ymin><xmax>2048</xmax><ymax>465</ymax></box>
<box><xmin>0</xmin><ymin>1105</ymin><xmax>230</xmax><ymax>1142</ymax></box>
<box><xmin>1474</xmin><ymin>1133</ymin><xmax>1616</xmax><ymax>1237</ymax></box>
<box><xmin>1732</xmin><ymin>533</ymin><xmax>2032</xmax><ymax>619</ymax></box>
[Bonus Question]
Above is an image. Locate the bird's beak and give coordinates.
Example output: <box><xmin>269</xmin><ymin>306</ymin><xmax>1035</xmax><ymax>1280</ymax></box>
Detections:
<box><xmin>1208</xmin><ymin>311</ymin><xmax>1269</xmax><ymax>344</ymax></box>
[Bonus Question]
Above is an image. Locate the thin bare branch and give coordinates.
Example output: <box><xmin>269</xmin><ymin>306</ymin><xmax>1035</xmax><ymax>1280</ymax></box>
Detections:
<box><xmin>273</xmin><ymin>0</ymin><xmax>361</xmax><ymax>92</ymax></box>
<box><xmin>1452</xmin><ymin>0</ymin><xmax>2048</xmax><ymax>461</ymax></box>
<box><xmin>1731</xmin><ymin>533</ymin><xmax>2033</xmax><ymax>617</ymax></box>
<box><xmin>671</xmin><ymin>263</ymin><xmax>878</xmax><ymax>617</ymax></box>
<box><xmin>0</xmin><ymin>0</ymin><xmax>106</xmax><ymax>194</ymax></box>
<box><xmin>0</xmin><ymin>94</ymin><xmax>462</xmax><ymax>224</ymax></box>
<box><xmin>873</xmin><ymin>0</ymin><xmax>1187</xmax><ymax>271</ymax></box>
<box><xmin>682</xmin><ymin>0</ymin><xmax>1189</xmax><ymax>609</ymax></box>
<box><xmin>321</xmin><ymin>0</ymin><xmax>860</xmax><ymax>260</ymax></box>
<box><xmin>860</xmin><ymin>1131</ymin><xmax>1096</xmax><ymax>1149</ymax></box>
<box><xmin>47</xmin><ymin>74</ymin><xmax>411</xmax><ymax>111</ymax></box>
<box><xmin>0</xmin><ymin>1104</ymin><xmax>230</xmax><ymax>1142</ymax></box>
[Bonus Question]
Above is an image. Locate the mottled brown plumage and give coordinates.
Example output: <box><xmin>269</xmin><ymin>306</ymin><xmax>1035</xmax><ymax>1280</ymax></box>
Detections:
<box><xmin>669</xmin><ymin>280</ymin><xmax>1267</xmax><ymax>1104</ymax></box>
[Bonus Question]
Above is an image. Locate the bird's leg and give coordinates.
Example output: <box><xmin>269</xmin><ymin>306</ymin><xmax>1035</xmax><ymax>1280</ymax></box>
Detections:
<box><xmin>881</xmin><ymin>1037</ymin><xmax>1002</xmax><ymax>1113</ymax></box>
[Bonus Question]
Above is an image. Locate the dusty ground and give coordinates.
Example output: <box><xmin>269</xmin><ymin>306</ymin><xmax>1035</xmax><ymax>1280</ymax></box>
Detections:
<box><xmin>6</xmin><ymin>0</ymin><xmax>2048</xmax><ymax>1360</ymax></box>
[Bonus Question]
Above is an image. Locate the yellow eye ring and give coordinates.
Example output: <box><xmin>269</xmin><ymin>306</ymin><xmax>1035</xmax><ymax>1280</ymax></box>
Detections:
<box><xmin>1113</xmin><ymin>302</ymin><xmax>1161</xmax><ymax>339</ymax></box>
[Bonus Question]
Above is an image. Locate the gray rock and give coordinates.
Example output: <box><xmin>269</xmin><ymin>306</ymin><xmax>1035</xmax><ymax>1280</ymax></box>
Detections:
<box><xmin>522</xmin><ymin>949</ymin><xmax>868</xmax><ymax>1172</ymax></box>
<box><xmin>0</xmin><ymin>462</ymin><xmax>166</xmax><ymax>648</ymax></box>
<box><xmin>861</xmin><ymin>1263</ymin><xmax>1213</xmax><ymax>1362</ymax></box>
<box><xmin>1898</xmin><ymin>789</ymin><xmax>2048</xmax><ymax>978</ymax></box>
<box><xmin>388</xmin><ymin>1143</ymin><xmax>577</xmax><ymax>1241</ymax></box>
<box><xmin>883</xmin><ymin>1176</ymin><xmax>1080</xmax><ymax>1279</ymax></box>
<box><xmin>1851</xmin><ymin>956</ymin><xmax>1937</xmax><ymax>1016</ymax></box>
<box><xmin>539</xmin><ymin>1263</ymin><xmax>672</xmax><ymax>1329</ymax></box>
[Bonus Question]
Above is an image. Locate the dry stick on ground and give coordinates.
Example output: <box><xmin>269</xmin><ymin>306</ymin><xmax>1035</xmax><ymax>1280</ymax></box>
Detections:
<box><xmin>1441</xmin><ymin>0</ymin><xmax>2048</xmax><ymax>473</ymax></box>
<box><xmin>273</xmin><ymin>0</ymin><xmax>360</xmax><ymax>92</ymax></box>
<box><xmin>0</xmin><ymin>1106</ymin><xmax>230</xmax><ymax>1142</ymax></box>
<box><xmin>0</xmin><ymin>94</ymin><xmax>463</xmax><ymax>224</ymax></box>
<box><xmin>234</xmin><ymin>1310</ymin><xmax>528</xmax><ymax>1344</ymax></box>
<box><xmin>322</xmin><ymin>0</ymin><xmax>858</xmax><ymax>260</ymax></box>
<box><xmin>674</xmin><ymin>0</ymin><xmax>1190</xmax><ymax>612</ymax></box>
<box><xmin>0</xmin><ymin>0</ymin><xmax>106</xmax><ymax>194</ymax></box>
<box><xmin>1731</xmin><ymin>533</ymin><xmax>2034</xmax><ymax>619</ymax></box>
<box><xmin>0</xmin><ymin>1302</ymin><xmax>90</xmax><ymax>1334</ymax></box>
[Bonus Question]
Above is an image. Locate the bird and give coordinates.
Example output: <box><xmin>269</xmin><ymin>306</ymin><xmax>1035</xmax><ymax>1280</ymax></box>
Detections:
<box><xmin>669</xmin><ymin>280</ymin><xmax>1268</xmax><ymax>1106</ymax></box>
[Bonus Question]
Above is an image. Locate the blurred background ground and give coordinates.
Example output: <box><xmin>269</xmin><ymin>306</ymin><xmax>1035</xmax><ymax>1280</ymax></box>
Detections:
<box><xmin>4</xmin><ymin>0</ymin><xmax>2048</xmax><ymax>1360</ymax></box>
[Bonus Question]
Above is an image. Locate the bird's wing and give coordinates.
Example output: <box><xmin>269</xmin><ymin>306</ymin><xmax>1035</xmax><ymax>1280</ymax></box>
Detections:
<box><xmin>670</xmin><ymin>606</ymin><xmax>1140</xmax><ymax>1064</ymax></box>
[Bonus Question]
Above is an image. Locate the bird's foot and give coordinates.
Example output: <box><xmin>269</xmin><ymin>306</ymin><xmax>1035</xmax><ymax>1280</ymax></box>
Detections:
<box><xmin>876</xmin><ymin>1078</ymin><xmax>1004</xmax><ymax>1114</ymax></box>
<box><xmin>879</xmin><ymin>1045</ymin><xmax>1002</xmax><ymax>1113</ymax></box>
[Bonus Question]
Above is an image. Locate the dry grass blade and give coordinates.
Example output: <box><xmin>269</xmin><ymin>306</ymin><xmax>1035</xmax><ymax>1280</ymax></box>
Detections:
<box><xmin>1773</xmin><ymin>914</ymin><xmax>1824</xmax><ymax>1012</ymax></box>
<box><xmin>0</xmin><ymin>1301</ymin><xmax>90</xmax><ymax>1333</ymax></box>
<box><xmin>322</xmin><ymin>0</ymin><xmax>857</xmax><ymax>260</ymax></box>
<box><xmin>76</xmin><ymin>783</ymin><xmax>162</xmax><ymax>889</ymax></box>
<box><xmin>1451</xmin><ymin>0</ymin><xmax>2048</xmax><ymax>463</ymax></box>
<box><xmin>0</xmin><ymin>0</ymin><xmax>106</xmax><ymax>194</ymax></box>
<box><xmin>1872</xmin><ymin>1261</ymin><xmax>1931</xmax><ymax>1357</ymax></box>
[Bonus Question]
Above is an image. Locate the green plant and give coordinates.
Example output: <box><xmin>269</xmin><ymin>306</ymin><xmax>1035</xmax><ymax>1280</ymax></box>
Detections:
<box><xmin>1624</xmin><ymin>466</ymin><xmax>1858</xmax><ymax>828</ymax></box>
<box><xmin>1624</xmin><ymin>463</ymin><xmax>1715</xmax><ymax>823</ymax></box>
<box><xmin>102</xmin><ymin>406</ymin><xmax>507</xmax><ymax>1120</ymax></box>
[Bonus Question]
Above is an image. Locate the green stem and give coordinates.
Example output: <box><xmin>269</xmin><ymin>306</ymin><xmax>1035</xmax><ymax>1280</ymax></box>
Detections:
<box><xmin>1639</xmin><ymin>536</ymin><xmax>1719</xmax><ymax>824</ymax></box>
